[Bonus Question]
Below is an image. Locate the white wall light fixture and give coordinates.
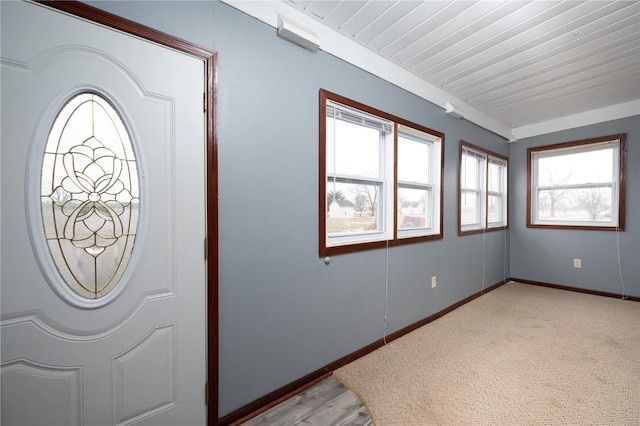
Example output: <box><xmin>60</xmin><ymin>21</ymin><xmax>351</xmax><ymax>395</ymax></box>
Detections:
<box><xmin>277</xmin><ymin>15</ymin><xmax>319</xmax><ymax>52</ymax></box>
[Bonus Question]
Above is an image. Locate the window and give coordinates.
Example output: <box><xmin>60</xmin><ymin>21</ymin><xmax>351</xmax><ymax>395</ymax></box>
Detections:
<box><xmin>41</xmin><ymin>91</ymin><xmax>139</xmax><ymax>303</ymax></box>
<box><xmin>320</xmin><ymin>89</ymin><xmax>443</xmax><ymax>255</ymax></box>
<box><xmin>528</xmin><ymin>134</ymin><xmax>626</xmax><ymax>230</ymax></box>
<box><xmin>459</xmin><ymin>142</ymin><xmax>508</xmax><ymax>235</ymax></box>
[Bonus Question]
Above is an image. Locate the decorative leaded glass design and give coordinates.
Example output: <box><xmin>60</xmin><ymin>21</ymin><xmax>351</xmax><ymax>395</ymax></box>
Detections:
<box><xmin>41</xmin><ymin>92</ymin><xmax>139</xmax><ymax>300</ymax></box>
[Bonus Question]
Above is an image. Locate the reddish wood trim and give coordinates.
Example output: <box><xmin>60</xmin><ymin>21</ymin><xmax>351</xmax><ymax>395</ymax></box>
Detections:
<box><xmin>526</xmin><ymin>224</ymin><xmax>622</xmax><ymax>231</ymax></box>
<box><xmin>438</xmin><ymin>130</ymin><xmax>446</xmax><ymax>240</ymax></box>
<box><xmin>39</xmin><ymin>1</ymin><xmax>214</xmax><ymax>60</ymax></box>
<box><xmin>322</xmin><ymin>232</ymin><xmax>446</xmax><ymax>256</ymax></box>
<box><xmin>511</xmin><ymin>277</ymin><xmax>639</xmax><ymax>302</ymax></box>
<box><xmin>460</xmin><ymin>140</ymin><xmax>509</xmax><ymax>162</ymax></box>
<box><xmin>389</xmin><ymin>233</ymin><xmax>444</xmax><ymax>246</ymax></box>
<box><xmin>323</xmin><ymin>239</ymin><xmax>386</xmax><ymax>256</ymax></box>
<box><xmin>505</xmin><ymin>157</ymin><xmax>510</xmax><ymax>234</ymax></box>
<box><xmin>219</xmin><ymin>279</ymin><xmax>508</xmax><ymax>425</ymax></box>
<box><xmin>459</xmin><ymin>226</ymin><xmax>508</xmax><ymax>236</ymax></box>
<box><xmin>526</xmin><ymin>133</ymin><xmax>626</xmax><ymax>231</ymax></box>
<box><xmin>526</xmin><ymin>145</ymin><xmax>533</xmax><ymax>228</ymax></box>
<box><xmin>525</xmin><ymin>134</ymin><xmax>626</xmax><ymax>153</ymax></box>
<box><xmin>458</xmin><ymin>141</ymin><xmax>464</xmax><ymax>235</ymax></box>
<box><xmin>319</xmin><ymin>90</ymin><xmax>328</xmax><ymax>257</ymax></box>
<box><xmin>206</xmin><ymin>55</ymin><xmax>220</xmax><ymax>426</ymax></box>
<box><xmin>618</xmin><ymin>133</ymin><xmax>627</xmax><ymax>230</ymax></box>
<box><xmin>36</xmin><ymin>2</ymin><xmax>220</xmax><ymax>424</ymax></box>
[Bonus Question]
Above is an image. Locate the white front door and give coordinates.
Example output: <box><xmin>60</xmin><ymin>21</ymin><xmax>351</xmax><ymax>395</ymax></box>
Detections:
<box><xmin>1</xmin><ymin>2</ymin><xmax>206</xmax><ymax>425</ymax></box>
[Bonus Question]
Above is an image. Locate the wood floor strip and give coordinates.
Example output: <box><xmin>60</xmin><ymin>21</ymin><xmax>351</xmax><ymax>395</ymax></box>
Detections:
<box><xmin>242</xmin><ymin>377</ymin><xmax>362</xmax><ymax>425</ymax></box>
<box><xmin>300</xmin><ymin>386</ymin><xmax>366</xmax><ymax>425</ymax></box>
<box><xmin>334</xmin><ymin>406</ymin><xmax>374</xmax><ymax>426</ymax></box>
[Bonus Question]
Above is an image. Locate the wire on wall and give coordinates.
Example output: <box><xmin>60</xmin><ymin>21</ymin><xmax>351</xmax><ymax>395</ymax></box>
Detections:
<box><xmin>503</xmin><ymin>226</ymin><xmax>510</xmax><ymax>284</ymax></box>
<box><xmin>481</xmin><ymin>225</ymin><xmax>486</xmax><ymax>294</ymax></box>
<box><xmin>383</xmin><ymin>238</ymin><xmax>390</xmax><ymax>345</ymax></box>
<box><xmin>480</xmin><ymin>152</ymin><xmax>510</xmax><ymax>294</ymax></box>
<box><xmin>615</xmin><ymin>225</ymin><xmax>627</xmax><ymax>299</ymax></box>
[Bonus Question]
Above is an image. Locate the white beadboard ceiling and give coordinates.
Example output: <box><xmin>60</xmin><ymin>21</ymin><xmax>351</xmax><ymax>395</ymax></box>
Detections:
<box><xmin>224</xmin><ymin>1</ymin><xmax>640</xmax><ymax>140</ymax></box>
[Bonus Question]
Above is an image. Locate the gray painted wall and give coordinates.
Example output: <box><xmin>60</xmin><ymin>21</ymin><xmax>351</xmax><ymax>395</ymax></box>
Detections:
<box><xmin>509</xmin><ymin>116</ymin><xmax>640</xmax><ymax>298</ymax></box>
<box><xmin>81</xmin><ymin>1</ymin><xmax>535</xmax><ymax>417</ymax></box>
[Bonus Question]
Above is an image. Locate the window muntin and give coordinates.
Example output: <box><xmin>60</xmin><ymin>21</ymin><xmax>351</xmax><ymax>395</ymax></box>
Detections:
<box><xmin>41</xmin><ymin>91</ymin><xmax>139</xmax><ymax>302</ymax></box>
<box><xmin>459</xmin><ymin>142</ymin><xmax>508</xmax><ymax>235</ymax></box>
<box><xmin>398</xmin><ymin>129</ymin><xmax>430</xmax><ymax>184</ymax></box>
<box><xmin>528</xmin><ymin>135</ymin><xmax>625</xmax><ymax>229</ymax></box>
<box><xmin>320</xmin><ymin>89</ymin><xmax>443</xmax><ymax>255</ymax></box>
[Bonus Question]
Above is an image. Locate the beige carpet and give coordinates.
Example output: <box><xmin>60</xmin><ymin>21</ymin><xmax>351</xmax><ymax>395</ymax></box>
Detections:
<box><xmin>334</xmin><ymin>282</ymin><xmax>640</xmax><ymax>425</ymax></box>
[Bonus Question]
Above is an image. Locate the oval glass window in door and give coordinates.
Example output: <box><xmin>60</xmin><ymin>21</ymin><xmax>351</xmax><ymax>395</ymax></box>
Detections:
<box><xmin>41</xmin><ymin>92</ymin><xmax>139</xmax><ymax>301</ymax></box>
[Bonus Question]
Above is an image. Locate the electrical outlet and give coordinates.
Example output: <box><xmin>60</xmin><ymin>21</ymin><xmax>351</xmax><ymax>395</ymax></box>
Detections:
<box><xmin>573</xmin><ymin>259</ymin><xmax>582</xmax><ymax>268</ymax></box>
<box><xmin>431</xmin><ymin>276</ymin><xmax>437</xmax><ymax>288</ymax></box>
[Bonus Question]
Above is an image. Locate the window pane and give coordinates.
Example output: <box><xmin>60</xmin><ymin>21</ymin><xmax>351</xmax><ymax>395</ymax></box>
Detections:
<box><xmin>537</xmin><ymin>187</ymin><xmax>613</xmax><ymax>222</ymax></box>
<box><xmin>41</xmin><ymin>92</ymin><xmax>139</xmax><ymax>301</ymax></box>
<box><xmin>537</xmin><ymin>148</ymin><xmax>613</xmax><ymax>187</ymax></box>
<box><xmin>488</xmin><ymin>194</ymin><xmax>503</xmax><ymax>224</ymax></box>
<box><xmin>398</xmin><ymin>134</ymin><xmax>429</xmax><ymax>184</ymax></box>
<box><xmin>327</xmin><ymin>180</ymin><xmax>382</xmax><ymax>234</ymax></box>
<box><xmin>461</xmin><ymin>190</ymin><xmax>480</xmax><ymax>226</ymax></box>
<box><xmin>398</xmin><ymin>187</ymin><xmax>431</xmax><ymax>229</ymax></box>
<box><xmin>461</xmin><ymin>152</ymin><xmax>481</xmax><ymax>189</ymax></box>
<box><xmin>326</xmin><ymin>114</ymin><xmax>385</xmax><ymax>178</ymax></box>
<box><xmin>488</xmin><ymin>161</ymin><xmax>504</xmax><ymax>192</ymax></box>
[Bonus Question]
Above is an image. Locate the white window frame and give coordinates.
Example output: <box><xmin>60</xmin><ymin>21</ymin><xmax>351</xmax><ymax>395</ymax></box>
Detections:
<box><xmin>320</xmin><ymin>89</ymin><xmax>444</xmax><ymax>255</ymax></box>
<box><xmin>528</xmin><ymin>134</ymin><xmax>626</xmax><ymax>230</ymax></box>
<box><xmin>459</xmin><ymin>142</ymin><xmax>508</xmax><ymax>235</ymax></box>
<box><xmin>487</xmin><ymin>156</ymin><xmax>508</xmax><ymax>228</ymax></box>
<box><xmin>397</xmin><ymin>124</ymin><xmax>442</xmax><ymax>239</ymax></box>
<box><xmin>325</xmin><ymin>101</ymin><xmax>394</xmax><ymax>248</ymax></box>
